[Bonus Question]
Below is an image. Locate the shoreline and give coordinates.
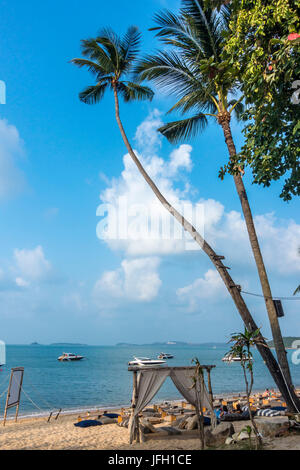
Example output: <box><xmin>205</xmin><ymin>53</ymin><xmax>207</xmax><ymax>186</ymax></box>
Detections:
<box><xmin>7</xmin><ymin>384</ymin><xmax>300</xmax><ymax>422</ymax></box>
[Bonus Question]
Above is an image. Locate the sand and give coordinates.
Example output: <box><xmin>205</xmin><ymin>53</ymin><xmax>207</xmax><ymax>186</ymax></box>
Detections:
<box><xmin>0</xmin><ymin>412</ymin><xmax>299</xmax><ymax>450</ymax></box>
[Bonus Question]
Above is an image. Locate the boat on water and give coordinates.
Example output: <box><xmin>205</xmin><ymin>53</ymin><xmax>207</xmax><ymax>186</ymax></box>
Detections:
<box><xmin>128</xmin><ymin>357</ymin><xmax>166</xmax><ymax>368</ymax></box>
<box><xmin>222</xmin><ymin>353</ymin><xmax>253</xmax><ymax>363</ymax></box>
<box><xmin>58</xmin><ymin>352</ymin><xmax>85</xmax><ymax>362</ymax></box>
<box><xmin>157</xmin><ymin>353</ymin><xmax>174</xmax><ymax>360</ymax></box>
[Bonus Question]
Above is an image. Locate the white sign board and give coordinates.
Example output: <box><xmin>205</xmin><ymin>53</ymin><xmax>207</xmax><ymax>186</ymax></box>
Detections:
<box><xmin>0</xmin><ymin>341</ymin><xmax>5</xmax><ymax>366</ymax></box>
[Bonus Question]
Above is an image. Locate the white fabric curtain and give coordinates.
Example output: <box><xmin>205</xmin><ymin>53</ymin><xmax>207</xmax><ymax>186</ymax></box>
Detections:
<box><xmin>170</xmin><ymin>369</ymin><xmax>216</xmax><ymax>427</ymax></box>
<box><xmin>129</xmin><ymin>369</ymin><xmax>170</xmax><ymax>442</ymax></box>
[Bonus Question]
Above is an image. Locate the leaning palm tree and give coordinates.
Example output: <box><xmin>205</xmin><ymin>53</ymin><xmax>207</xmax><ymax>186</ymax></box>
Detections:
<box><xmin>135</xmin><ymin>0</ymin><xmax>299</xmax><ymax>409</ymax></box>
<box><xmin>71</xmin><ymin>26</ymin><xmax>298</xmax><ymax>411</ymax></box>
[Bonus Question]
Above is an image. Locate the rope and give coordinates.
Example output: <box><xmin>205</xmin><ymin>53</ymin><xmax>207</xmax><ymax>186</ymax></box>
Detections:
<box><xmin>24</xmin><ymin>376</ymin><xmax>58</xmax><ymax>410</ymax></box>
<box><xmin>278</xmin><ymin>364</ymin><xmax>300</xmax><ymax>414</ymax></box>
<box><xmin>0</xmin><ymin>372</ymin><xmax>10</xmax><ymax>393</ymax></box>
<box><xmin>241</xmin><ymin>290</ymin><xmax>300</xmax><ymax>301</ymax></box>
<box><xmin>21</xmin><ymin>387</ymin><xmax>47</xmax><ymax>413</ymax></box>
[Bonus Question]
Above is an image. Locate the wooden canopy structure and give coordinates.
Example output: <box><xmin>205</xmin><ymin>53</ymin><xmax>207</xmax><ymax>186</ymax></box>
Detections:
<box><xmin>128</xmin><ymin>365</ymin><xmax>216</xmax><ymax>443</ymax></box>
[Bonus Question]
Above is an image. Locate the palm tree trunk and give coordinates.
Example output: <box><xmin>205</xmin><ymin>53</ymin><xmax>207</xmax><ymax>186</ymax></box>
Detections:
<box><xmin>219</xmin><ymin>112</ymin><xmax>300</xmax><ymax>411</ymax></box>
<box><xmin>112</xmin><ymin>85</ymin><xmax>299</xmax><ymax>412</ymax></box>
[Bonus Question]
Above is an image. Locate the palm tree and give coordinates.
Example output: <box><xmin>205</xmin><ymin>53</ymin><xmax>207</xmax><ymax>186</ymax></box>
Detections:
<box><xmin>135</xmin><ymin>0</ymin><xmax>299</xmax><ymax>409</ymax></box>
<box><xmin>71</xmin><ymin>26</ymin><xmax>299</xmax><ymax>411</ymax></box>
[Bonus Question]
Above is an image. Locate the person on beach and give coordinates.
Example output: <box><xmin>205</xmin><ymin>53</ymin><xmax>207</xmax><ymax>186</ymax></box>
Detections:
<box><xmin>220</xmin><ymin>405</ymin><xmax>229</xmax><ymax>418</ymax></box>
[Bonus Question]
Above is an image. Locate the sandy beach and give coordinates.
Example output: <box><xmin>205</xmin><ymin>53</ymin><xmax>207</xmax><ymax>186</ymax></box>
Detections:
<box><xmin>0</xmin><ymin>410</ymin><xmax>299</xmax><ymax>451</ymax></box>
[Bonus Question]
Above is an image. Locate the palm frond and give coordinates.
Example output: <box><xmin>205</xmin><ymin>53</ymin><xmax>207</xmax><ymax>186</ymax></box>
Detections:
<box><xmin>117</xmin><ymin>82</ymin><xmax>154</xmax><ymax>102</ymax></box>
<box><xmin>180</xmin><ymin>0</ymin><xmax>222</xmax><ymax>60</ymax></box>
<box><xmin>120</xmin><ymin>26</ymin><xmax>141</xmax><ymax>63</ymax></box>
<box><xmin>96</xmin><ymin>28</ymin><xmax>121</xmax><ymax>71</ymax></box>
<box><xmin>151</xmin><ymin>10</ymin><xmax>205</xmax><ymax>56</ymax></box>
<box><xmin>79</xmin><ymin>82</ymin><xmax>108</xmax><ymax>105</ymax></box>
<box><xmin>158</xmin><ymin>114</ymin><xmax>209</xmax><ymax>143</ymax></box>
<box><xmin>70</xmin><ymin>58</ymin><xmax>109</xmax><ymax>79</ymax></box>
<box><xmin>167</xmin><ymin>90</ymin><xmax>218</xmax><ymax>115</ymax></box>
<box><xmin>134</xmin><ymin>51</ymin><xmax>200</xmax><ymax>96</ymax></box>
<box><xmin>80</xmin><ymin>39</ymin><xmax>115</xmax><ymax>74</ymax></box>
<box><xmin>228</xmin><ymin>99</ymin><xmax>246</xmax><ymax>121</ymax></box>
<box><xmin>294</xmin><ymin>285</ymin><xmax>300</xmax><ymax>296</ymax></box>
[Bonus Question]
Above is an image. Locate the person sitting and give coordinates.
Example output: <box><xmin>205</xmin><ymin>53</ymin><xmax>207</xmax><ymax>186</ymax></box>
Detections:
<box><xmin>262</xmin><ymin>388</ymin><xmax>269</xmax><ymax>398</ymax></box>
<box><xmin>220</xmin><ymin>405</ymin><xmax>229</xmax><ymax>418</ymax></box>
<box><xmin>233</xmin><ymin>403</ymin><xmax>242</xmax><ymax>414</ymax></box>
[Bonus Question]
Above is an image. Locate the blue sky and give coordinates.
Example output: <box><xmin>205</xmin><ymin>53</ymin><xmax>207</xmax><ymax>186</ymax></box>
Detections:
<box><xmin>0</xmin><ymin>0</ymin><xmax>299</xmax><ymax>345</ymax></box>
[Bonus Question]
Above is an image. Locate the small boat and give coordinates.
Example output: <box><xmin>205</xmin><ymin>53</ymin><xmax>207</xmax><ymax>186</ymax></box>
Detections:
<box><xmin>222</xmin><ymin>353</ymin><xmax>253</xmax><ymax>363</ymax></box>
<box><xmin>157</xmin><ymin>353</ymin><xmax>174</xmax><ymax>360</ymax></box>
<box><xmin>58</xmin><ymin>352</ymin><xmax>84</xmax><ymax>362</ymax></box>
<box><xmin>128</xmin><ymin>357</ymin><xmax>166</xmax><ymax>368</ymax></box>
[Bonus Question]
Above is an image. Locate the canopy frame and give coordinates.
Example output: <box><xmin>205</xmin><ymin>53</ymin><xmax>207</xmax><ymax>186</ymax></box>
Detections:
<box><xmin>128</xmin><ymin>365</ymin><xmax>216</xmax><ymax>443</ymax></box>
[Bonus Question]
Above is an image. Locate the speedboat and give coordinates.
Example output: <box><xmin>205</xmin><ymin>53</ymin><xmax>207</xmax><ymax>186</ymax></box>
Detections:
<box><xmin>58</xmin><ymin>352</ymin><xmax>85</xmax><ymax>362</ymax></box>
<box><xmin>128</xmin><ymin>357</ymin><xmax>166</xmax><ymax>368</ymax></box>
<box><xmin>222</xmin><ymin>353</ymin><xmax>253</xmax><ymax>363</ymax></box>
<box><xmin>157</xmin><ymin>353</ymin><xmax>174</xmax><ymax>360</ymax></box>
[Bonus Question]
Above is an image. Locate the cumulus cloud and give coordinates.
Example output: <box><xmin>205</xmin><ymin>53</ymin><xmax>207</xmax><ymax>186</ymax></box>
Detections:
<box><xmin>97</xmin><ymin>111</ymin><xmax>205</xmax><ymax>256</ymax></box>
<box><xmin>94</xmin><ymin>257</ymin><xmax>162</xmax><ymax>303</ymax></box>
<box><xmin>14</xmin><ymin>246</ymin><xmax>52</xmax><ymax>285</ymax></box>
<box><xmin>0</xmin><ymin>119</ymin><xmax>26</xmax><ymax>200</ymax></box>
<box><xmin>177</xmin><ymin>269</ymin><xmax>228</xmax><ymax>312</ymax></box>
<box><xmin>134</xmin><ymin>109</ymin><xmax>163</xmax><ymax>153</ymax></box>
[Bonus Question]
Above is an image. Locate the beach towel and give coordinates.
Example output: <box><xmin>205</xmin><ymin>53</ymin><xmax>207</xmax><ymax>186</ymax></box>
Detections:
<box><xmin>74</xmin><ymin>420</ymin><xmax>102</xmax><ymax>428</ymax></box>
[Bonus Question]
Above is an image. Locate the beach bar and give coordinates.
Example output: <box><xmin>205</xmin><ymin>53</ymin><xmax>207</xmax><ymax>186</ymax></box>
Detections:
<box><xmin>128</xmin><ymin>365</ymin><xmax>216</xmax><ymax>444</ymax></box>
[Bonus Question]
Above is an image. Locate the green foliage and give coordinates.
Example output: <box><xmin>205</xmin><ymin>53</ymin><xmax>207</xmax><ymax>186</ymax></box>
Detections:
<box><xmin>229</xmin><ymin>328</ymin><xmax>262</xmax><ymax>372</ymax></box>
<box><xmin>223</xmin><ymin>0</ymin><xmax>300</xmax><ymax>200</ymax></box>
<box><xmin>71</xmin><ymin>26</ymin><xmax>154</xmax><ymax>106</ymax></box>
<box><xmin>135</xmin><ymin>0</ymin><xmax>244</xmax><ymax>145</ymax></box>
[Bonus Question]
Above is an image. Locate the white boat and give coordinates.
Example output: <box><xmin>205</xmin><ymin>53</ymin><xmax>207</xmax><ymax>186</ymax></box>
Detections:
<box><xmin>58</xmin><ymin>352</ymin><xmax>85</xmax><ymax>362</ymax></box>
<box><xmin>222</xmin><ymin>353</ymin><xmax>253</xmax><ymax>363</ymax></box>
<box><xmin>157</xmin><ymin>353</ymin><xmax>174</xmax><ymax>359</ymax></box>
<box><xmin>128</xmin><ymin>357</ymin><xmax>166</xmax><ymax>368</ymax></box>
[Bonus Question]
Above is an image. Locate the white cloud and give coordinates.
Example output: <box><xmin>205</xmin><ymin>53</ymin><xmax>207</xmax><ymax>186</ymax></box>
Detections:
<box><xmin>134</xmin><ymin>109</ymin><xmax>163</xmax><ymax>153</ymax></box>
<box><xmin>98</xmin><ymin>111</ymin><xmax>207</xmax><ymax>256</ymax></box>
<box><xmin>15</xmin><ymin>277</ymin><xmax>30</xmax><ymax>288</ymax></box>
<box><xmin>14</xmin><ymin>246</ymin><xmax>52</xmax><ymax>283</ymax></box>
<box><xmin>94</xmin><ymin>257</ymin><xmax>162</xmax><ymax>303</ymax></box>
<box><xmin>0</xmin><ymin>119</ymin><xmax>26</xmax><ymax>200</ymax></box>
<box><xmin>177</xmin><ymin>269</ymin><xmax>228</xmax><ymax>312</ymax></box>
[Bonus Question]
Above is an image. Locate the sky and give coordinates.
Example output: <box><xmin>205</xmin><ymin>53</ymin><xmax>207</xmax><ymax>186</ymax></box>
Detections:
<box><xmin>0</xmin><ymin>0</ymin><xmax>299</xmax><ymax>345</ymax></box>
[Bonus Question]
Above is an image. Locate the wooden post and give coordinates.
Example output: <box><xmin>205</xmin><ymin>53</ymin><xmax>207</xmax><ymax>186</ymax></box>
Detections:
<box><xmin>206</xmin><ymin>368</ymin><xmax>214</xmax><ymax>409</ymax></box>
<box><xmin>134</xmin><ymin>371</ymin><xmax>140</xmax><ymax>443</ymax></box>
<box><xmin>130</xmin><ymin>370</ymin><xmax>140</xmax><ymax>444</ymax></box>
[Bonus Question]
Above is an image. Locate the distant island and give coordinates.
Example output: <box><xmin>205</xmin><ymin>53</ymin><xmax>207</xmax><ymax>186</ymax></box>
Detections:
<box><xmin>50</xmin><ymin>343</ymin><xmax>88</xmax><ymax>347</ymax></box>
<box><xmin>116</xmin><ymin>341</ymin><xmax>226</xmax><ymax>347</ymax></box>
<box><xmin>267</xmin><ymin>337</ymin><xmax>300</xmax><ymax>349</ymax></box>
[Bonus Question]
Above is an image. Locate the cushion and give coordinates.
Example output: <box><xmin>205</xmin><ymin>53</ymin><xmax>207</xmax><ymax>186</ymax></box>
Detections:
<box><xmin>256</xmin><ymin>408</ymin><xmax>282</xmax><ymax>417</ymax></box>
<box><xmin>74</xmin><ymin>420</ymin><xmax>102</xmax><ymax>428</ymax></box>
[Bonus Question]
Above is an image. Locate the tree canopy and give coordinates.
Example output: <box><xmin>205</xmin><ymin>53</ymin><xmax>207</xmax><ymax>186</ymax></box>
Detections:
<box><xmin>220</xmin><ymin>0</ymin><xmax>300</xmax><ymax>201</ymax></box>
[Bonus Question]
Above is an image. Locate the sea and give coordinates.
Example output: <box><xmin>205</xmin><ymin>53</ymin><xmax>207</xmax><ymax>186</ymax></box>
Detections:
<box><xmin>0</xmin><ymin>344</ymin><xmax>299</xmax><ymax>418</ymax></box>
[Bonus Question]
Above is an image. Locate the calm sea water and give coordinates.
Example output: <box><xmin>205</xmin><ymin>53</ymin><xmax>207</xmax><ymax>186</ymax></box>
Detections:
<box><xmin>0</xmin><ymin>344</ymin><xmax>299</xmax><ymax>417</ymax></box>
